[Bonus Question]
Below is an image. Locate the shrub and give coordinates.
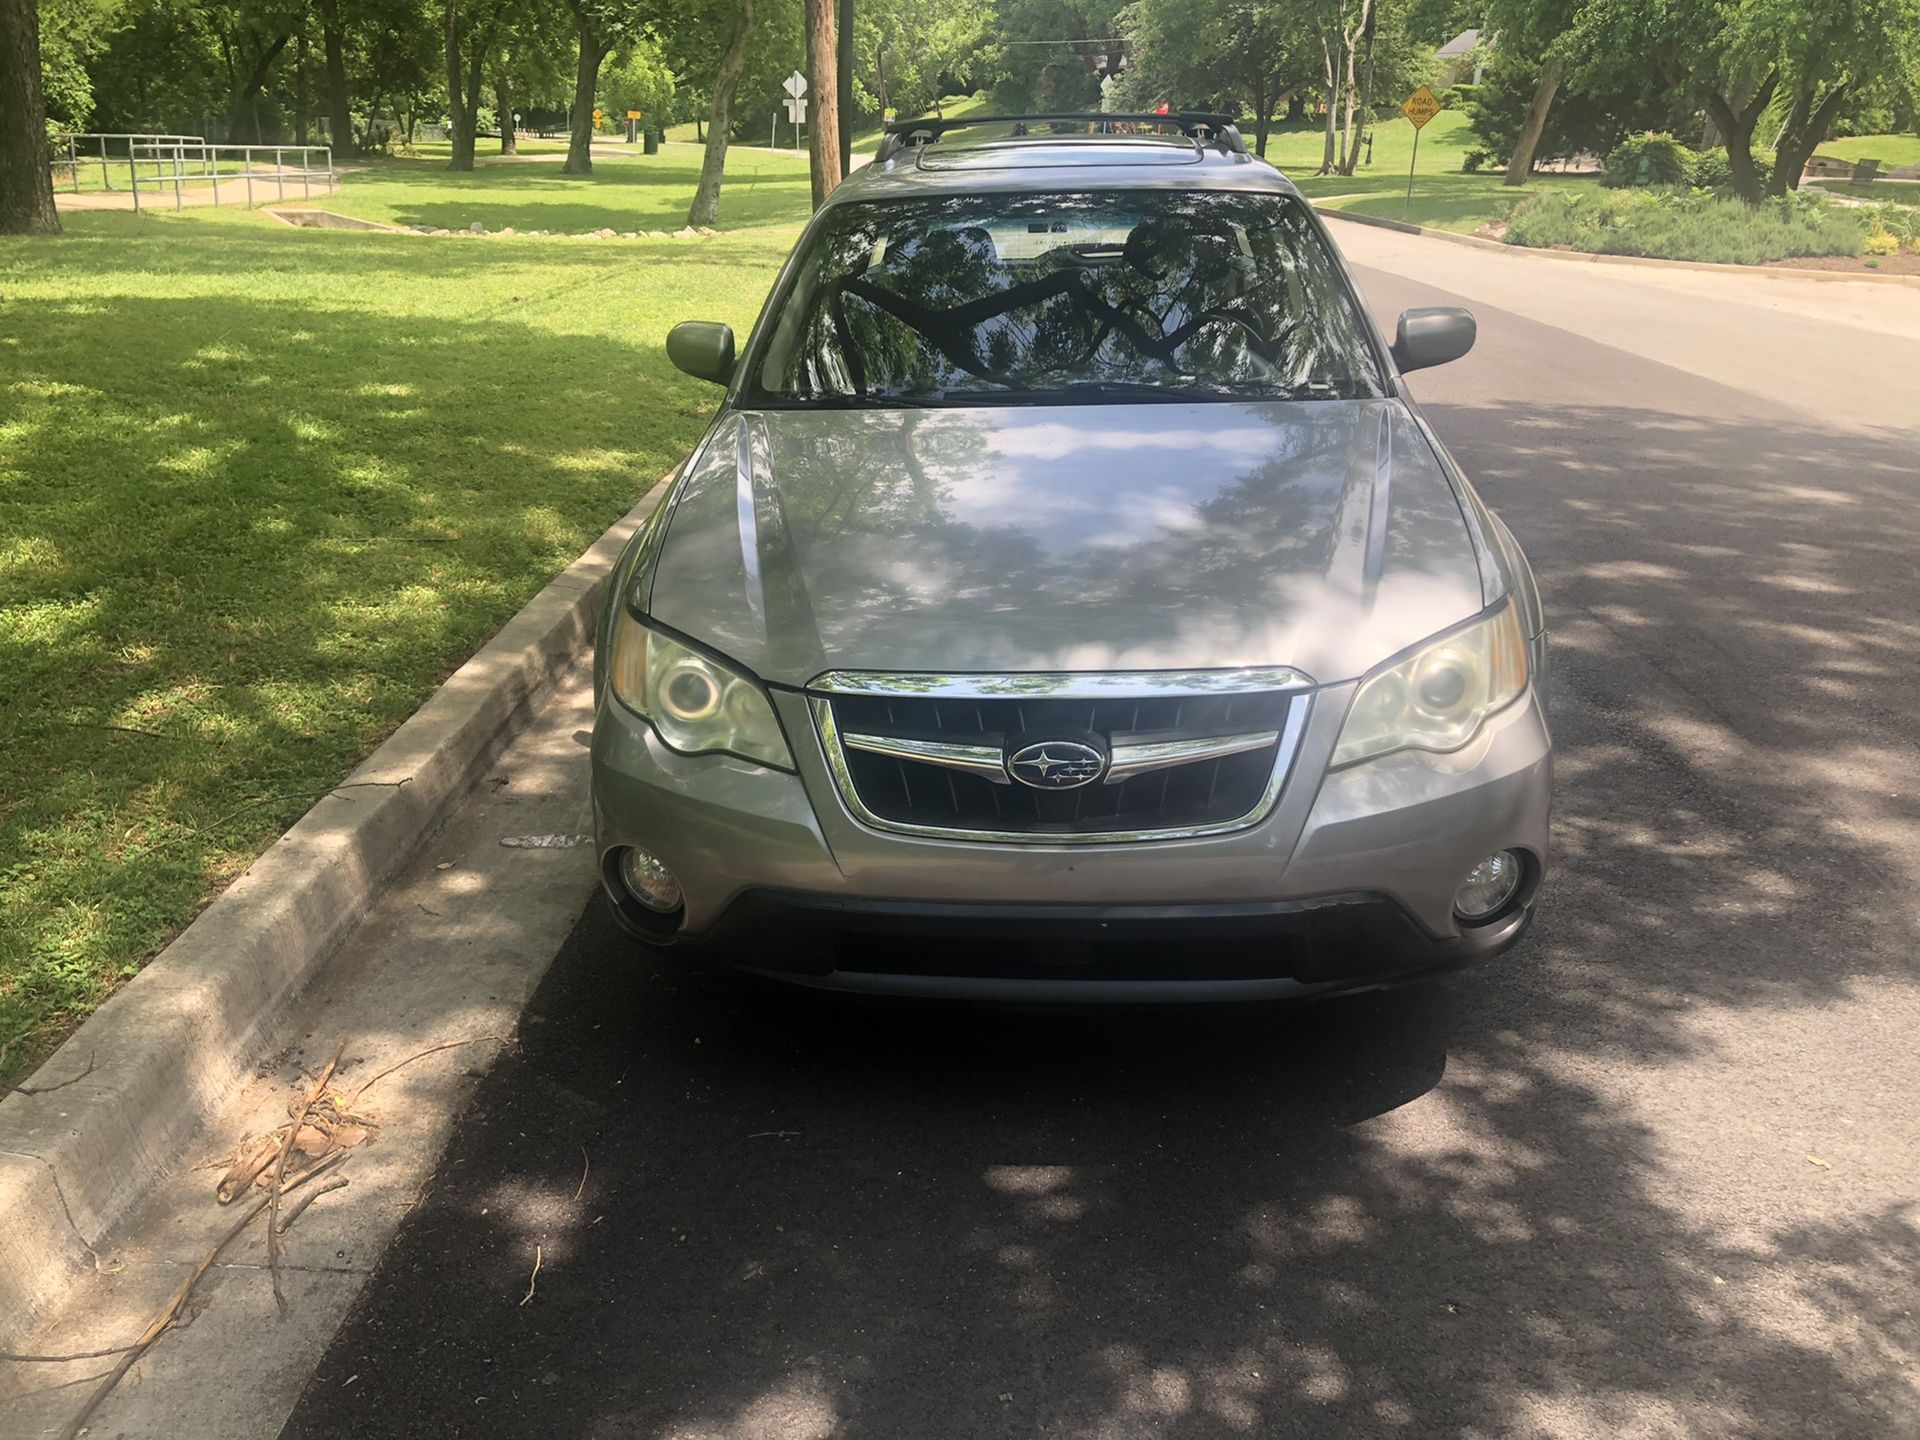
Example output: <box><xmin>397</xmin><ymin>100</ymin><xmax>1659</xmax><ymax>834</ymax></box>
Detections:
<box><xmin>1688</xmin><ymin>148</ymin><xmax>1774</xmax><ymax>194</ymax></box>
<box><xmin>1866</xmin><ymin>205</ymin><xmax>1920</xmax><ymax>250</ymax></box>
<box><xmin>1505</xmin><ymin>187</ymin><xmax>1870</xmax><ymax>264</ymax></box>
<box><xmin>1459</xmin><ymin>62</ymin><xmax>1675</xmax><ymax>173</ymax></box>
<box><xmin>1603</xmin><ymin>133</ymin><xmax>1693</xmax><ymax>188</ymax></box>
<box><xmin>1865</xmin><ymin>224</ymin><xmax>1901</xmax><ymax>256</ymax></box>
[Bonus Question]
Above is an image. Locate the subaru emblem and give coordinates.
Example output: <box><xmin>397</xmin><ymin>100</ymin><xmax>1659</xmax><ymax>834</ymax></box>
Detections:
<box><xmin>1006</xmin><ymin>739</ymin><xmax>1107</xmax><ymax>790</ymax></box>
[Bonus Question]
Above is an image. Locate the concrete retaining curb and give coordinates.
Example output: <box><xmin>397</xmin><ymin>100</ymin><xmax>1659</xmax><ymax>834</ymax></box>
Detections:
<box><xmin>0</xmin><ymin>477</ymin><xmax>670</xmax><ymax>1351</ymax></box>
<box><xmin>1317</xmin><ymin>205</ymin><xmax>1920</xmax><ymax>288</ymax></box>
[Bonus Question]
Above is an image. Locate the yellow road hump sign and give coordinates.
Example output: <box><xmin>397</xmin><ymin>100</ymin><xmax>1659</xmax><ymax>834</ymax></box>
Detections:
<box><xmin>1401</xmin><ymin>85</ymin><xmax>1444</xmax><ymax>129</ymax></box>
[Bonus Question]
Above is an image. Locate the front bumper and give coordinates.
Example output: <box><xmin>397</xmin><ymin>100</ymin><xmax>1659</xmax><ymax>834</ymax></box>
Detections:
<box><xmin>591</xmin><ymin>681</ymin><xmax>1551</xmax><ymax>999</ymax></box>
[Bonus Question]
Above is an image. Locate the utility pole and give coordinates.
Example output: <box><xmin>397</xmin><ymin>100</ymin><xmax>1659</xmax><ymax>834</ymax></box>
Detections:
<box><xmin>804</xmin><ymin>0</ymin><xmax>843</xmax><ymax>205</ymax></box>
<box><xmin>837</xmin><ymin>0</ymin><xmax>853</xmax><ymax>176</ymax></box>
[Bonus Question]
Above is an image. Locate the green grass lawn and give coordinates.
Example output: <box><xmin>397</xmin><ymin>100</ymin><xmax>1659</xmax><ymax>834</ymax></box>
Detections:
<box><xmin>329</xmin><ymin>141</ymin><xmax>811</xmax><ymax>232</ymax></box>
<box><xmin>0</xmin><ymin>168</ymin><xmax>806</xmax><ymax>1080</ymax></box>
<box><xmin>1813</xmin><ymin>134</ymin><xmax>1920</xmax><ymax>169</ymax></box>
<box><xmin>1269</xmin><ymin>111</ymin><xmax>1594</xmax><ymax>231</ymax></box>
<box><xmin>1806</xmin><ymin>177</ymin><xmax>1920</xmax><ymax>207</ymax></box>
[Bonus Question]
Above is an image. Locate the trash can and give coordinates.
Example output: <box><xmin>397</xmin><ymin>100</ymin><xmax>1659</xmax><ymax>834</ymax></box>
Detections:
<box><xmin>644</xmin><ymin>128</ymin><xmax>660</xmax><ymax>155</ymax></box>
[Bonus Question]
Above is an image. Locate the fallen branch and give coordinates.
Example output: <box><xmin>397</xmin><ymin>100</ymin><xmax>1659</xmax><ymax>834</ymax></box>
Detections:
<box><xmin>0</xmin><ymin>1344</ymin><xmax>141</xmax><ymax>1364</ymax></box>
<box><xmin>346</xmin><ymin>1034</ymin><xmax>507</xmax><ymax>1108</ymax></box>
<box><xmin>520</xmin><ymin>1245</ymin><xmax>543</xmax><ymax>1307</ymax></box>
<box><xmin>267</xmin><ymin>1042</ymin><xmax>346</xmax><ymax>1316</ymax></box>
<box><xmin>216</xmin><ymin>1134</ymin><xmax>284</xmax><ymax>1205</ymax></box>
<box><xmin>274</xmin><ymin>1175</ymin><xmax>350</xmax><ymax>1234</ymax></box>
<box><xmin>55</xmin><ymin>1151</ymin><xmax>346</xmax><ymax>1440</ymax></box>
<box><xmin>50</xmin><ymin>720</ymin><xmax>172</xmax><ymax>740</ymax></box>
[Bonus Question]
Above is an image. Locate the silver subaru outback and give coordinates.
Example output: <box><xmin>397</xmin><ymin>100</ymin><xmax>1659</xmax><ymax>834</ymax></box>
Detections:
<box><xmin>590</xmin><ymin>113</ymin><xmax>1550</xmax><ymax>1000</ymax></box>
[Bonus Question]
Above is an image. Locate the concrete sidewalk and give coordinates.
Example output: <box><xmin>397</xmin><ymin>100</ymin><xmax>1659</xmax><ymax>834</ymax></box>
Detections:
<box><xmin>0</xmin><ymin>662</ymin><xmax>604</xmax><ymax>1439</ymax></box>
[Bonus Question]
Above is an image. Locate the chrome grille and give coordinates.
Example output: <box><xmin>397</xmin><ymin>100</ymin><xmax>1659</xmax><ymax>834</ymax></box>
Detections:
<box><xmin>809</xmin><ymin>670</ymin><xmax>1312</xmax><ymax>843</ymax></box>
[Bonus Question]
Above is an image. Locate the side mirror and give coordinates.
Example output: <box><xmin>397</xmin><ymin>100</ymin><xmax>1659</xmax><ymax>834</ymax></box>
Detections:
<box><xmin>1391</xmin><ymin>307</ymin><xmax>1475</xmax><ymax>373</ymax></box>
<box><xmin>667</xmin><ymin>321</ymin><xmax>736</xmax><ymax>385</ymax></box>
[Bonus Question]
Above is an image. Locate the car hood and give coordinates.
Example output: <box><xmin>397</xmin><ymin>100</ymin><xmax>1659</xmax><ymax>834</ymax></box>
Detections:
<box><xmin>646</xmin><ymin>401</ymin><xmax>1488</xmax><ymax>688</ymax></box>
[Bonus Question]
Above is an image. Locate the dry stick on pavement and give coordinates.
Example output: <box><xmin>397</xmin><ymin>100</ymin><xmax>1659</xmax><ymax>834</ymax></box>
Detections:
<box><xmin>55</xmin><ymin>1150</ymin><xmax>347</xmax><ymax>1440</ymax></box>
<box><xmin>267</xmin><ymin>1041</ymin><xmax>346</xmax><ymax>1315</ymax></box>
<box><xmin>520</xmin><ymin>1245</ymin><xmax>543</xmax><ymax>1307</ymax></box>
<box><xmin>275</xmin><ymin>1174</ymin><xmax>350</xmax><ymax>1234</ymax></box>
<box><xmin>0</xmin><ymin>1343</ymin><xmax>142</xmax><ymax>1364</ymax></box>
<box><xmin>216</xmin><ymin>1133</ymin><xmax>285</xmax><ymax>1204</ymax></box>
<box><xmin>345</xmin><ymin>1034</ymin><xmax>509</xmax><ymax>1108</ymax></box>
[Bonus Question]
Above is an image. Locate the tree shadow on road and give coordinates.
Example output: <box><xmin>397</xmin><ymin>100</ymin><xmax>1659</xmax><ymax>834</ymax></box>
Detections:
<box><xmin>276</xmin><ymin>401</ymin><xmax>1919</xmax><ymax>1438</ymax></box>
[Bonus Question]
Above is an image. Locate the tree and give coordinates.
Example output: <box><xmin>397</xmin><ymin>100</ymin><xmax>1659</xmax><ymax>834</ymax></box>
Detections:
<box><xmin>1734</xmin><ymin>0</ymin><xmax>1920</xmax><ymax>194</ymax></box>
<box><xmin>315</xmin><ymin>0</ymin><xmax>355</xmax><ymax>150</ymax></box>
<box><xmin>1115</xmin><ymin>0</ymin><xmax>1318</xmax><ymax>157</ymax></box>
<box><xmin>984</xmin><ymin>0</ymin><xmax>1127</xmax><ymax>112</ymax></box>
<box><xmin>0</xmin><ymin>0</ymin><xmax>59</xmax><ymax>233</ymax></box>
<box><xmin>495</xmin><ymin>0</ymin><xmax>573</xmax><ymax>155</ymax></box>
<box><xmin>804</xmin><ymin>0</ymin><xmax>840</xmax><ymax>203</ymax></box>
<box><xmin>1475</xmin><ymin>0</ymin><xmax>1583</xmax><ymax>184</ymax></box>
<box><xmin>687</xmin><ymin>0</ymin><xmax>752</xmax><ymax>226</ymax></box>
<box><xmin>1570</xmin><ymin>0</ymin><xmax>1916</xmax><ymax>201</ymax></box>
<box><xmin>851</xmin><ymin>0</ymin><xmax>988</xmax><ymax>121</ymax></box>
<box><xmin>444</xmin><ymin>0</ymin><xmax>498</xmax><ymax>169</ymax></box>
<box><xmin>560</xmin><ymin>0</ymin><xmax>643</xmax><ymax>173</ymax></box>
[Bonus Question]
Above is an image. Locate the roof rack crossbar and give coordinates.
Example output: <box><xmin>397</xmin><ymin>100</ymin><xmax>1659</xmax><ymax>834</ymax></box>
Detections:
<box><xmin>874</xmin><ymin>112</ymin><xmax>1248</xmax><ymax>164</ymax></box>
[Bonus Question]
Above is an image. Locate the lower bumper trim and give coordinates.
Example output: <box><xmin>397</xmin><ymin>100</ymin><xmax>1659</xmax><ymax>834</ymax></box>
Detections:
<box><xmin>608</xmin><ymin>888</ymin><xmax>1531</xmax><ymax>1001</ymax></box>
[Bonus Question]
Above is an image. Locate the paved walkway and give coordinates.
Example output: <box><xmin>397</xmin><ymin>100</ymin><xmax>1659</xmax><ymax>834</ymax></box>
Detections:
<box><xmin>57</xmin><ymin>172</ymin><xmax>341</xmax><ymax>211</ymax></box>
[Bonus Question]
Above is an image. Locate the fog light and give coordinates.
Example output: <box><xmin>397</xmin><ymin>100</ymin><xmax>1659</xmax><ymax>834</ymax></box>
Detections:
<box><xmin>1455</xmin><ymin>850</ymin><xmax>1522</xmax><ymax>921</ymax></box>
<box><xmin>618</xmin><ymin>847</ymin><xmax>683</xmax><ymax>914</ymax></box>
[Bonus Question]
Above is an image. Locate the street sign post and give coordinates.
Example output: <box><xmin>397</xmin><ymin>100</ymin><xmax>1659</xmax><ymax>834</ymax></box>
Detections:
<box><xmin>1400</xmin><ymin>85</ymin><xmax>1445</xmax><ymax>210</ymax></box>
<box><xmin>782</xmin><ymin>71</ymin><xmax>809</xmax><ymax>150</ymax></box>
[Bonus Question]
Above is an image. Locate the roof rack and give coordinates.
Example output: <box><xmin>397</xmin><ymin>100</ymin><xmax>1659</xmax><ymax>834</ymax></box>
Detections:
<box><xmin>874</xmin><ymin>112</ymin><xmax>1248</xmax><ymax>164</ymax></box>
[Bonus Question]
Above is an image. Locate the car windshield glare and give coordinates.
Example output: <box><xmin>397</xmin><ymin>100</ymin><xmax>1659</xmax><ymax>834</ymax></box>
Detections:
<box><xmin>748</xmin><ymin>190</ymin><xmax>1385</xmax><ymax>407</ymax></box>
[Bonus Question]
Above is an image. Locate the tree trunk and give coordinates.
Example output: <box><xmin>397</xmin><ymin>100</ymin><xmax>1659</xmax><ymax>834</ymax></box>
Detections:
<box><xmin>1336</xmin><ymin>2</ymin><xmax>1370</xmax><ymax>176</ymax></box>
<box><xmin>1318</xmin><ymin>31</ymin><xmax>1339</xmax><ymax>173</ymax></box>
<box><xmin>805</xmin><ymin>0</ymin><xmax>842</xmax><ymax>205</ymax></box>
<box><xmin>1770</xmin><ymin>82</ymin><xmax>1848</xmax><ymax>196</ymax></box>
<box><xmin>1701</xmin><ymin>70</ymin><xmax>1777</xmax><ymax>204</ymax></box>
<box><xmin>229</xmin><ymin>33</ymin><xmax>292</xmax><ymax>143</ymax></box>
<box><xmin>318</xmin><ymin>0</ymin><xmax>352</xmax><ymax>155</ymax></box>
<box><xmin>296</xmin><ymin>28</ymin><xmax>310</xmax><ymax>145</ymax></box>
<box><xmin>687</xmin><ymin>0</ymin><xmax>753</xmax><ymax>228</ymax></box>
<box><xmin>1339</xmin><ymin>0</ymin><xmax>1378</xmax><ymax>176</ymax></box>
<box><xmin>445</xmin><ymin>0</ymin><xmax>475</xmax><ymax>170</ymax></box>
<box><xmin>1502</xmin><ymin>53</ymin><xmax>1562</xmax><ymax>186</ymax></box>
<box><xmin>562</xmin><ymin>2</ymin><xmax>606</xmax><ymax>176</ymax></box>
<box><xmin>0</xmin><ymin>0</ymin><xmax>58</xmax><ymax>235</ymax></box>
<box><xmin>497</xmin><ymin>75</ymin><xmax>516</xmax><ymax>153</ymax></box>
<box><xmin>1251</xmin><ymin>74</ymin><xmax>1270</xmax><ymax>158</ymax></box>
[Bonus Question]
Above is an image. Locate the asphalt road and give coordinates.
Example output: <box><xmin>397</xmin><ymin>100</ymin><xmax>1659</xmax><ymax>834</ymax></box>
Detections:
<box><xmin>280</xmin><ymin>245</ymin><xmax>1920</xmax><ymax>1439</ymax></box>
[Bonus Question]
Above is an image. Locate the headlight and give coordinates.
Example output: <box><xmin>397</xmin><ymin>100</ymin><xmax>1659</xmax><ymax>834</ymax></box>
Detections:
<box><xmin>1331</xmin><ymin>600</ymin><xmax>1529</xmax><ymax>768</ymax></box>
<box><xmin>606</xmin><ymin>612</ymin><xmax>794</xmax><ymax>770</ymax></box>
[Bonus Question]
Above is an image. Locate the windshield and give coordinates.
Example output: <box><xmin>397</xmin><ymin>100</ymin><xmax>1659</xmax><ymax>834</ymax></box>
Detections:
<box><xmin>748</xmin><ymin>189</ymin><xmax>1384</xmax><ymax>407</ymax></box>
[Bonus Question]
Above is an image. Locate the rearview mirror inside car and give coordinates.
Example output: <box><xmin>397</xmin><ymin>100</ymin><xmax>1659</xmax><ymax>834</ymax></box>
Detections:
<box><xmin>667</xmin><ymin>321</ymin><xmax>736</xmax><ymax>386</ymax></box>
<box><xmin>1392</xmin><ymin>307</ymin><xmax>1476</xmax><ymax>373</ymax></box>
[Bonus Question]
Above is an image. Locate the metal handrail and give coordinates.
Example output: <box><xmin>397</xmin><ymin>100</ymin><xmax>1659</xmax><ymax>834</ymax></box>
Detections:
<box><xmin>52</xmin><ymin>135</ymin><xmax>335</xmax><ymax>212</ymax></box>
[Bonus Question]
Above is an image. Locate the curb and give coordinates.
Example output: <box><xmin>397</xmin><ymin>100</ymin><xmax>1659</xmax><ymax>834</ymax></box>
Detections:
<box><xmin>1316</xmin><ymin>205</ymin><xmax>1920</xmax><ymax>288</ymax></box>
<box><xmin>0</xmin><ymin>477</ymin><xmax>670</xmax><ymax>1351</ymax></box>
